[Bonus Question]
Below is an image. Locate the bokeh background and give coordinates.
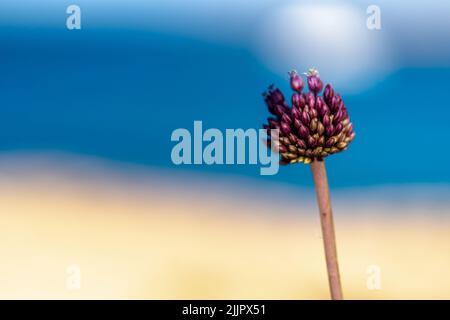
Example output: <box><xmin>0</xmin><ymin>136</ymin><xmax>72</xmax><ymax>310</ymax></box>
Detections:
<box><xmin>0</xmin><ymin>0</ymin><xmax>449</xmax><ymax>299</ymax></box>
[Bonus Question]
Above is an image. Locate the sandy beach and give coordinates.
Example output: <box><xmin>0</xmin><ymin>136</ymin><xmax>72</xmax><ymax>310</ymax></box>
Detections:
<box><xmin>0</xmin><ymin>155</ymin><xmax>449</xmax><ymax>299</ymax></box>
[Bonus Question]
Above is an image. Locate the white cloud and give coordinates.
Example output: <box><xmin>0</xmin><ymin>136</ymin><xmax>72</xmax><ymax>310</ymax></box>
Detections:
<box><xmin>254</xmin><ymin>3</ymin><xmax>394</xmax><ymax>93</ymax></box>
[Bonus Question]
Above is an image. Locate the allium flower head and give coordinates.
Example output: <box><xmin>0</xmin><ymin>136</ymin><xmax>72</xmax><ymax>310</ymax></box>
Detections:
<box><xmin>262</xmin><ymin>69</ymin><xmax>355</xmax><ymax>165</ymax></box>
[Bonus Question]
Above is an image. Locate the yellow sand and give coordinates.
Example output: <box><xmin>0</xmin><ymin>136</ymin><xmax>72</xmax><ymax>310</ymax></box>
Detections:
<box><xmin>0</xmin><ymin>156</ymin><xmax>449</xmax><ymax>299</ymax></box>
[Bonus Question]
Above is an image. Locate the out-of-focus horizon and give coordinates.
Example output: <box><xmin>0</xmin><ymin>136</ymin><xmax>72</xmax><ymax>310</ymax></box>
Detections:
<box><xmin>0</xmin><ymin>0</ymin><xmax>449</xmax><ymax>299</ymax></box>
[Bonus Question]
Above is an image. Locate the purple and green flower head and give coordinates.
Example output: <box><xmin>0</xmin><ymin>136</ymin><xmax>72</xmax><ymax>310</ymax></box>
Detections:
<box><xmin>262</xmin><ymin>68</ymin><xmax>355</xmax><ymax>165</ymax></box>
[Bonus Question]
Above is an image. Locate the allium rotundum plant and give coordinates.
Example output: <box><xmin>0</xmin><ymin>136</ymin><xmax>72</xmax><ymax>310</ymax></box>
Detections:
<box><xmin>263</xmin><ymin>68</ymin><xmax>355</xmax><ymax>165</ymax></box>
<box><xmin>262</xmin><ymin>68</ymin><xmax>355</xmax><ymax>300</ymax></box>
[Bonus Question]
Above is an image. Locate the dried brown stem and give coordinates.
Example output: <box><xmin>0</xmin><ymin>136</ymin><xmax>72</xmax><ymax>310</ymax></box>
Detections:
<box><xmin>310</xmin><ymin>160</ymin><xmax>343</xmax><ymax>300</ymax></box>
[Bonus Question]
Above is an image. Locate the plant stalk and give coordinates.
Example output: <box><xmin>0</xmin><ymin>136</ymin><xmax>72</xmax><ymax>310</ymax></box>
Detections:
<box><xmin>310</xmin><ymin>160</ymin><xmax>343</xmax><ymax>300</ymax></box>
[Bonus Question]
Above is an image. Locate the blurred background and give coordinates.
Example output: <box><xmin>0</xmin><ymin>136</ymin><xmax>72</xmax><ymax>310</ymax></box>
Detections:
<box><xmin>0</xmin><ymin>0</ymin><xmax>449</xmax><ymax>299</ymax></box>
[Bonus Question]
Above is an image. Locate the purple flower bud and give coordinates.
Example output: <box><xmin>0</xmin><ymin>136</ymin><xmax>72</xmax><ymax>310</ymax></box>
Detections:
<box><xmin>298</xmin><ymin>124</ymin><xmax>309</xmax><ymax>139</ymax></box>
<box><xmin>291</xmin><ymin>106</ymin><xmax>300</xmax><ymax>120</ymax></box>
<box><xmin>301</xmin><ymin>110</ymin><xmax>310</xmax><ymax>125</ymax></box>
<box><xmin>334</xmin><ymin>123</ymin><xmax>343</xmax><ymax>135</ymax></box>
<box><xmin>308</xmin><ymin>135</ymin><xmax>317</xmax><ymax>147</ymax></box>
<box><xmin>275</xmin><ymin>105</ymin><xmax>285</xmax><ymax>117</ymax></box>
<box><xmin>268</xmin><ymin>118</ymin><xmax>279</xmax><ymax>129</ymax></box>
<box><xmin>326</xmin><ymin>137</ymin><xmax>336</xmax><ymax>147</ymax></box>
<box><xmin>288</xmin><ymin>133</ymin><xmax>298</xmax><ymax>144</ymax></box>
<box><xmin>330</xmin><ymin>96</ymin><xmax>338</xmax><ymax>111</ymax></box>
<box><xmin>323</xmin><ymin>84</ymin><xmax>334</xmax><ymax>103</ymax></box>
<box><xmin>271</xmin><ymin>88</ymin><xmax>285</xmax><ymax>104</ymax></box>
<box><xmin>320</xmin><ymin>105</ymin><xmax>330</xmax><ymax>118</ymax></box>
<box><xmin>282</xmin><ymin>113</ymin><xmax>292</xmax><ymax>124</ymax></box>
<box><xmin>326</xmin><ymin>124</ymin><xmax>334</xmax><ymax>137</ymax></box>
<box><xmin>306</xmin><ymin>69</ymin><xmax>324</xmax><ymax>95</ymax></box>
<box><xmin>289</xmin><ymin>70</ymin><xmax>304</xmax><ymax>93</ymax></box>
<box><xmin>306</xmin><ymin>92</ymin><xmax>315</xmax><ymax>107</ymax></box>
<box><xmin>333</xmin><ymin>109</ymin><xmax>343</xmax><ymax>124</ymax></box>
<box><xmin>281</xmin><ymin>122</ymin><xmax>291</xmax><ymax>135</ymax></box>
<box><xmin>316</xmin><ymin>96</ymin><xmax>324</xmax><ymax>110</ymax></box>
<box><xmin>291</xmin><ymin>93</ymin><xmax>301</xmax><ymax>108</ymax></box>
<box><xmin>316</xmin><ymin>97</ymin><xmax>329</xmax><ymax>117</ymax></box>
<box><xmin>331</xmin><ymin>95</ymin><xmax>341</xmax><ymax>112</ymax></box>
<box><xmin>323</xmin><ymin>114</ymin><xmax>331</xmax><ymax>127</ymax></box>
<box><xmin>297</xmin><ymin>139</ymin><xmax>306</xmax><ymax>149</ymax></box>
<box><xmin>298</xmin><ymin>94</ymin><xmax>306</xmax><ymax>108</ymax></box>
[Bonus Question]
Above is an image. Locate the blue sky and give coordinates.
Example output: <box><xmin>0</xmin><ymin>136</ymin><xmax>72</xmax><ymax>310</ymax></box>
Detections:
<box><xmin>1</xmin><ymin>0</ymin><xmax>450</xmax><ymax>188</ymax></box>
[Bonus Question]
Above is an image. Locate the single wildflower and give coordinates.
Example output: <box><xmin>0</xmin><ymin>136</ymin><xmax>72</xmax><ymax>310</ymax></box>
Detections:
<box><xmin>261</xmin><ymin>69</ymin><xmax>356</xmax><ymax>300</ymax></box>
<box><xmin>262</xmin><ymin>69</ymin><xmax>355</xmax><ymax>165</ymax></box>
